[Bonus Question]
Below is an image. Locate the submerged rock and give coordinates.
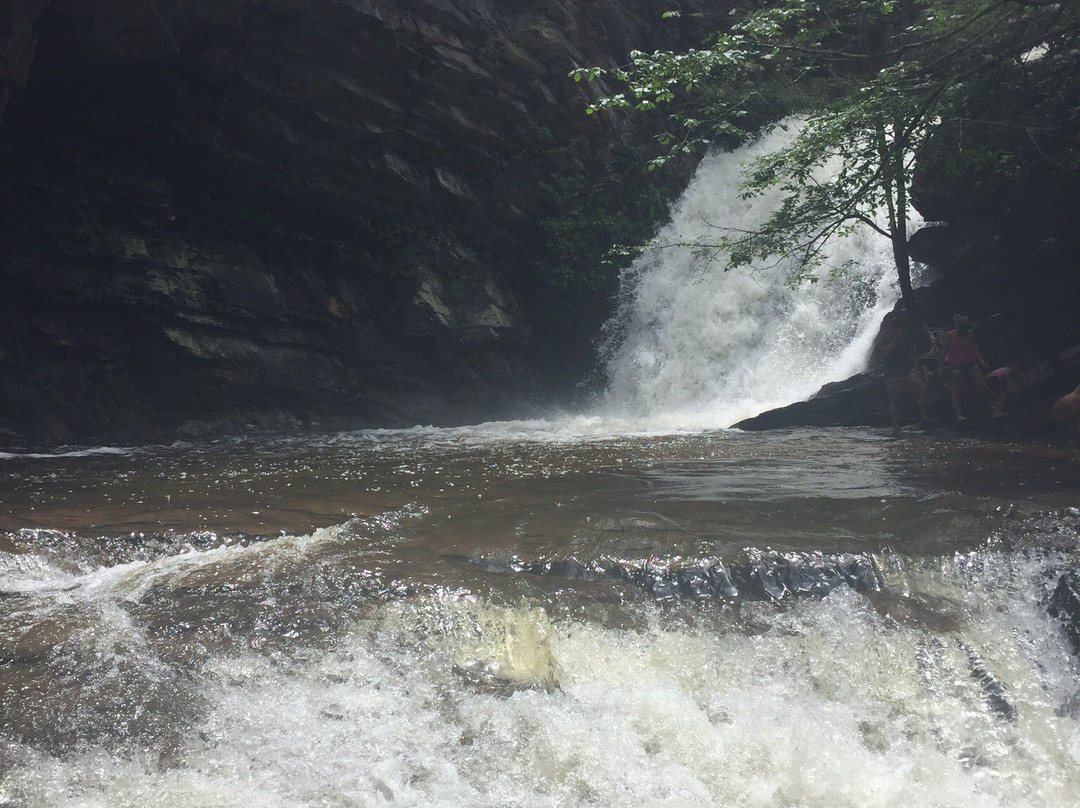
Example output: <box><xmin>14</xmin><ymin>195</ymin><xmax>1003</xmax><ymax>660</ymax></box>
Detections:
<box><xmin>1049</xmin><ymin>569</ymin><xmax>1080</xmax><ymax>655</ymax></box>
<box><xmin>450</xmin><ymin>602</ymin><xmax>562</xmax><ymax>694</ymax></box>
<box><xmin>462</xmin><ymin>550</ymin><xmax>884</xmax><ymax>605</ymax></box>
<box><xmin>959</xmin><ymin>640</ymin><xmax>1017</xmax><ymax>722</ymax></box>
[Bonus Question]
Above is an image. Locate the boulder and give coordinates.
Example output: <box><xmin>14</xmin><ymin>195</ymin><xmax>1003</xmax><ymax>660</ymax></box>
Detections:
<box><xmin>733</xmin><ymin>373</ymin><xmax>890</xmax><ymax>431</ymax></box>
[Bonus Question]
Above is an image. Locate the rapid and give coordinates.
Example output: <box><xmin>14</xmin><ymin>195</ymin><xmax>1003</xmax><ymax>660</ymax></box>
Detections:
<box><xmin>2</xmin><ymin>128</ymin><xmax>1080</xmax><ymax>808</ymax></box>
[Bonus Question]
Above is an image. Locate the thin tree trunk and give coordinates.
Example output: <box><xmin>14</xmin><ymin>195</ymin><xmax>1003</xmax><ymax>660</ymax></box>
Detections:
<box><xmin>889</xmin><ymin>128</ymin><xmax>918</xmax><ymax>321</ymax></box>
<box><xmin>892</xmin><ymin>230</ymin><xmax>915</xmax><ymax>315</ymax></box>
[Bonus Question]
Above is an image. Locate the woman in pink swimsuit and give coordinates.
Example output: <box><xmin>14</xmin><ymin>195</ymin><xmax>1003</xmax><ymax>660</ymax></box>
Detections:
<box><xmin>941</xmin><ymin>315</ymin><xmax>989</xmax><ymax>422</ymax></box>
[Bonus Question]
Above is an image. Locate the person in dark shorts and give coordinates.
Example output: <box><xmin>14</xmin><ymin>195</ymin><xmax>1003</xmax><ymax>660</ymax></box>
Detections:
<box><xmin>941</xmin><ymin>314</ymin><xmax>990</xmax><ymax>422</ymax></box>
<box><xmin>879</xmin><ymin>312</ymin><xmax>929</xmax><ymax>435</ymax></box>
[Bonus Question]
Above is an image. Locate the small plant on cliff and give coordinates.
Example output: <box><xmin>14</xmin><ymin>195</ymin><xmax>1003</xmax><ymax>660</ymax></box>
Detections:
<box><xmin>572</xmin><ymin>0</ymin><xmax>1080</xmax><ymax>314</ymax></box>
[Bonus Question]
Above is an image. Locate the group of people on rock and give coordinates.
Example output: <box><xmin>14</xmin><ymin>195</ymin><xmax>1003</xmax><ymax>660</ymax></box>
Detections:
<box><xmin>877</xmin><ymin>311</ymin><xmax>1013</xmax><ymax>435</ymax></box>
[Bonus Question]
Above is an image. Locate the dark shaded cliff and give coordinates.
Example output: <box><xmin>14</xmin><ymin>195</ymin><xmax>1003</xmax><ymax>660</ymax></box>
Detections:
<box><xmin>0</xmin><ymin>0</ymin><xmax>709</xmax><ymax>445</ymax></box>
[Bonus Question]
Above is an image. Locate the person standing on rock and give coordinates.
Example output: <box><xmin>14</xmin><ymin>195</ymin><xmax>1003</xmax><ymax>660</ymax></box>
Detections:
<box><xmin>879</xmin><ymin>312</ymin><xmax>930</xmax><ymax>435</ymax></box>
<box><xmin>941</xmin><ymin>314</ymin><xmax>990</xmax><ymax>423</ymax></box>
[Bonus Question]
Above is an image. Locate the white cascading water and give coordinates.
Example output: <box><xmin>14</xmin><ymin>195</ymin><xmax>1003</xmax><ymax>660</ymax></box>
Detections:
<box><xmin>599</xmin><ymin>121</ymin><xmax>907</xmax><ymax>429</ymax></box>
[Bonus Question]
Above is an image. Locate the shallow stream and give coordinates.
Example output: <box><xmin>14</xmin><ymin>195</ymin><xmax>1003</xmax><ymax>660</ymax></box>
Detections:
<box><xmin>2</xmin><ymin>425</ymin><xmax>1080</xmax><ymax>807</ymax></box>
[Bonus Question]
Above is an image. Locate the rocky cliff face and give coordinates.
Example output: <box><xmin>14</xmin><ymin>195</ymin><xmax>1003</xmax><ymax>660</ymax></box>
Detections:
<box><xmin>0</xmin><ymin>0</ymin><xmax>709</xmax><ymax>444</ymax></box>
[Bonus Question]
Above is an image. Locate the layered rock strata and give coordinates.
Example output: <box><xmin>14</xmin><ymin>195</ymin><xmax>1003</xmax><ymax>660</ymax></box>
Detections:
<box><xmin>0</xmin><ymin>0</ymin><xmax>708</xmax><ymax>444</ymax></box>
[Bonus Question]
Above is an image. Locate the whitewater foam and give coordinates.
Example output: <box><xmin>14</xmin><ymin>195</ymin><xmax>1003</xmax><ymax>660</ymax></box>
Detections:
<box><xmin>0</xmin><ymin>446</ymin><xmax>134</xmax><ymax>461</ymax></box>
<box><xmin>598</xmin><ymin>121</ymin><xmax>913</xmax><ymax>428</ymax></box>
<box><xmin>5</xmin><ymin>559</ymin><xmax>1078</xmax><ymax>808</ymax></box>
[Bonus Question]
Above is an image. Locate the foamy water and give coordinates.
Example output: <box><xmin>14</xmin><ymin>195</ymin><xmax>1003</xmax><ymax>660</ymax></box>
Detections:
<box><xmin>3</xmin><ymin>514</ymin><xmax>1079</xmax><ymax>808</ymax></box>
<box><xmin>0</xmin><ymin>447</ymin><xmax>135</xmax><ymax>461</ymax></box>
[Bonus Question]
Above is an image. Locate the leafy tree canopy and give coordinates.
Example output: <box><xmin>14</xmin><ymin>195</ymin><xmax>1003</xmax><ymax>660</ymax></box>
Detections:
<box><xmin>571</xmin><ymin>0</ymin><xmax>1080</xmax><ymax>311</ymax></box>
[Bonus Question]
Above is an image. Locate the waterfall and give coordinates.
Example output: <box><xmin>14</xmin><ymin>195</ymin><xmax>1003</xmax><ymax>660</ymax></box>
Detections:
<box><xmin>599</xmin><ymin>122</ymin><xmax>908</xmax><ymax>429</ymax></box>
